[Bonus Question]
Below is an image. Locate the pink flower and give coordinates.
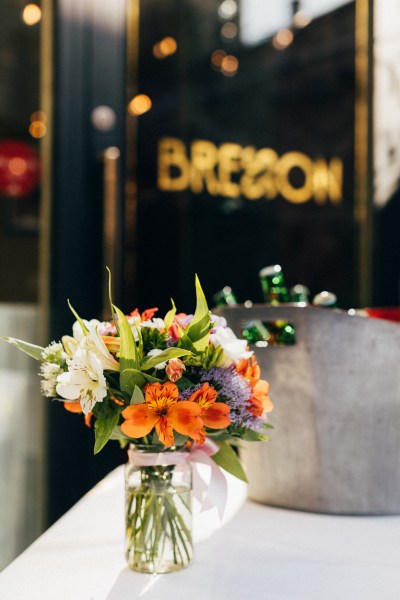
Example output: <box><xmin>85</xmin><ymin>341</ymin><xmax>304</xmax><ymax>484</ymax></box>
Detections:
<box><xmin>166</xmin><ymin>358</ymin><xmax>186</xmax><ymax>382</ymax></box>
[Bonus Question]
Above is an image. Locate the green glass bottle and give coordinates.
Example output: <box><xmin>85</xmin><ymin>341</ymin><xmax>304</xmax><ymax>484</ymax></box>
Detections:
<box><xmin>258</xmin><ymin>264</ymin><xmax>295</xmax><ymax>345</ymax></box>
<box><xmin>312</xmin><ymin>291</ymin><xmax>337</xmax><ymax>308</ymax></box>
<box><xmin>258</xmin><ymin>264</ymin><xmax>290</xmax><ymax>305</ymax></box>
<box><xmin>274</xmin><ymin>320</ymin><xmax>296</xmax><ymax>345</ymax></box>
<box><xmin>241</xmin><ymin>319</ymin><xmax>271</xmax><ymax>345</ymax></box>
<box><xmin>212</xmin><ymin>286</ymin><xmax>237</xmax><ymax>307</ymax></box>
<box><xmin>290</xmin><ymin>284</ymin><xmax>310</xmax><ymax>304</ymax></box>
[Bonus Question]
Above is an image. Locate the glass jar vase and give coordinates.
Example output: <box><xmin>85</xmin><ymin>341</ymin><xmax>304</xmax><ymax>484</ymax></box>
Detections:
<box><xmin>125</xmin><ymin>444</ymin><xmax>193</xmax><ymax>573</ymax></box>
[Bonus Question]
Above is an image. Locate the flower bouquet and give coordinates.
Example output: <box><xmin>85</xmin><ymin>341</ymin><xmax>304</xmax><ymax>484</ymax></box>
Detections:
<box><xmin>2</xmin><ymin>274</ymin><xmax>272</xmax><ymax>573</ymax></box>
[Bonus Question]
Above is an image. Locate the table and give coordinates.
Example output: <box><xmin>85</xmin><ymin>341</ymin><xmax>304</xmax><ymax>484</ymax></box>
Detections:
<box><xmin>1</xmin><ymin>465</ymin><xmax>400</xmax><ymax>600</ymax></box>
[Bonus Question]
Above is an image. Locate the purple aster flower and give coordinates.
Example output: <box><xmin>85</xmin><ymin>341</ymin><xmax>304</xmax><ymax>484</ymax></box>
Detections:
<box><xmin>184</xmin><ymin>366</ymin><xmax>260</xmax><ymax>430</ymax></box>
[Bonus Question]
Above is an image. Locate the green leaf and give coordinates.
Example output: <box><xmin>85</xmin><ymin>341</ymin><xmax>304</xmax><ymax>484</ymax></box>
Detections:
<box><xmin>113</xmin><ymin>305</ymin><xmax>140</xmax><ymax>394</ymax></box>
<box><xmin>67</xmin><ymin>300</ymin><xmax>89</xmax><ymax>335</ymax></box>
<box><xmin>242</xmin><ymin>429</ymin><xmax>271</xmax><ymax>442</ymax></box>
<box><xmin>164</xmin><ymin>298</ymin><xmax>177</xmax><ymax>330</ymax></box>
<box><xmin>94</xmin><ymin>409</ymin><xmax>121</xmax><ymax>454</ymax></box>
<box><xmin>120</xmin><ymin>368</ymin><xmax>145</xmax><ymax>391</ymax></box>
<box><xmin>141</xmin><ymin>372</ymin><xmax>163</xmax><ymax>383</ymax></box>
<box><xmin>141</xmin><ymin>347</ymin><xmax>192</xmax><ymax>370</ymax></box>
<box><xmin>0</xmin><ymin>336</ymin><xmax>45</xmax><ymax>361</ymax></box>
<box><xmin>187</xmin><ymin>313</ymin><xmax>212</xmax><ymax>351</ymax></box>
<box><xmin>109</xmin><ymin>426</ymin><xmax>128</xmax><ymax>441</ymax></box>
<box><xmin>177</xmin><ymin>332</ymin><xmax>199</xmax><ymax>354</ymax></box>
<box><xmin>106</xmin><ymin>267</ymin><xmax>119</xmax><ymax>334</ymax></box>
<box><xmin>184</xmin><ymin>275</ymin><xmax>211</xmax><ymax>351</ymax></box>
<box><xmin>208</xmin><ymin>346</ymin><xmax>224</xmax><ymax>368</ymax></box>
<box><xmin>212</xmin><ymin>441</ymin><xmax>248</xmax><ymax>483</ymax></box>
<box><xmin>130</xmin><ymin>385</ymin><xmax>145</xmax><ymax>405</ymax></box>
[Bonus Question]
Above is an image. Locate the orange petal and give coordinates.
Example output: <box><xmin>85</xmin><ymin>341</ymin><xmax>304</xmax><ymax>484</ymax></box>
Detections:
<box><xmin>64</xmin><ymin>401</ymin><xmax>82</xmax><ymax>414</ymax></box>
<box><xmin>141</xmin><ymin>307</ymin><xmax>158</xmax><ymax>321</ymax></box>
<box><xmin>145</xmin><ymin>381</ymin><xmax>179</xmax><ymax>404</ymax></box>
<box><xmin>168</xmin><ymin>401</ymin><xmax>204</xmax><ymax>441</ymax></box>
<box><xmin>262</xmin><ymin>395</ymin><xmax>273</xmax><ymax>413</ymax></box>
<box><xmin>253</xmin><ymin>379</ymin><xmax>270</xmax><ymax>398</ymax></box>
<box><xmin>188</xmin><ymin>382</ymin><xmax>218</xmax><ymax>408</ymax></box>
<box><xmin>202</xmin><ymin>403</ymin><xmax>231</xmax><ymax>429</ymax></box>
<box><xmin>121</xmin><ymin>404</ymin><xmax>158</xmax><ymax>438</ymax></box>
<box><xmin>252</xmin><ymin>379</ymin><xmax>273</xmax><ymax>414</ymax></box>
<box><xmin>155</xmin><ymin>416</ymin><xmax>174</xmax><ymax>446</ymax></box>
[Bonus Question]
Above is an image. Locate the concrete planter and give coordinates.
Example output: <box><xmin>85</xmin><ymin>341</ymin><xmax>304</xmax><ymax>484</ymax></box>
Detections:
<box><xmin>218</xmin><ymin>304</ymin><xmax>400</xmax><ymax>515</ymax></box>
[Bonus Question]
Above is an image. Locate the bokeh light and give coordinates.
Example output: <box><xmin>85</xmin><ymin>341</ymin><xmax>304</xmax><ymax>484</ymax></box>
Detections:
<box><xmin>218</xmin><ymin>0</ymin><xmax>238</xmax><ymax>20</ymax></box>
<box><xmin>221</xmin><ymin>55</ymin><xmax>239</xmax><ymax>77</ymax></box>
<box><xmin>272</xmin><ymin>29</ymin><xmax>294</xmax><ymax>50</ymax></box>
<box><xmin>153</xmin><ymin>37</ymin><xmax>177</xmax><ymax>59</ymax></box>
<box><xmin>220</xmin><ymin>22</ymin><xmax>238</xmax><ymax>40</ymax></box>
<box><xmin>128</xmin><ymin>94</ymin><xmax>152</xmax><ymax>116</ymax></box>
<box><xmin>22</xmin><ymin>3</ymin><xmax>42</xmax><ymax>26</ymax></box>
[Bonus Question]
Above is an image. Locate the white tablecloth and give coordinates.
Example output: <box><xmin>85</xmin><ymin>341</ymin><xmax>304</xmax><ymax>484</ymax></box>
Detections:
<box><xmin>1</xmin><ymin>465</ymin><xmax>400</xmax><ymax>600</ymax></box>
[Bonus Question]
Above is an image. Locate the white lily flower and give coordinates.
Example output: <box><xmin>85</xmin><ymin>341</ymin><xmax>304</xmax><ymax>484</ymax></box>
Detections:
<box><xmin>210</xmin><ymin>327</ymin><xmax>253</xmax><ymax>365</ymax></box>
<box><xmin>81</xmin><ymin>324</ymin><xmax>120</xmax><ymax>371</ymax></box>
<box><xmin>56</xmin><ymin>348</ymin><xmax>107</xmax><ymax>415</ymax></box>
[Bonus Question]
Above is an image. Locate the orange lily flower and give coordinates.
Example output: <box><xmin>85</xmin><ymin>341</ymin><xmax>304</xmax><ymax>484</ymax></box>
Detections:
<box><xmin>237</xmin><ymin>356</ymin><xmax>273</xmax><ymax>417</ymax></box>
<box><xmin>249</xmin><ymin>379</ymin><xmax>273</xmax><ymax>417</ymax></box>
<box><xmin>188</xmin><ymin>382</ymin><xmax>231</xmax><ymax>429</ymax></box>
<box><xmin>141</xmin><ymin>307</ymin><xmax>159</xmax><ymax>321</ymax></box>
<box><xmin>129</xmin><ymin>307</ymin><xmax>159</xmax><ymax>321</ymax></box>
<box><xmin>237</xmin><ymin>356</ymin><xmax>261</xmax><ymax>384</ymax></box>
<box><xmin>120</xmin><ymin>382</ymin><xmax>204</xmax><ymax>446</ymax></box>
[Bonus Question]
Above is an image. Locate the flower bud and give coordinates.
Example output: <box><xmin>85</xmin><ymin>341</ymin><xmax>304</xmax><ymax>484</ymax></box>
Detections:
<box><xmin>166</xmin><ymin>358</ymin><xmax>186</xmax><ymax>382</ymax></box>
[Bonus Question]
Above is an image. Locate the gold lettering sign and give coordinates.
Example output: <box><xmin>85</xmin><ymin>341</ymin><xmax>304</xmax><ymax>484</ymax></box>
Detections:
<box><xmin>157</xmin><ymin>137</ymin><xmax>343</xmax><ymax>205</ymax></box>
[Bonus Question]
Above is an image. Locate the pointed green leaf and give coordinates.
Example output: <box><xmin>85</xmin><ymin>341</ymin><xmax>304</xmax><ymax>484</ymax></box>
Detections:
<box><xmin>67</xmin><ymin>300</ymin><xmax>89</xmax><ymax>335</ymax></box>
<box><xmin>0</xmin><ymin>336</ymin><xmax>45</xmax><ymax>361</ymax></box>
<box><xmin>94</xmin><ymin>409</ymin><xmax>121</xmax><ymax>454</ymax></box>
<box><xmin>141</xmin><ymin>372</ymin><xmax>162</xmax><ymax>383</ymax></box>
<box><xmin>135</xmin><ymin>323</ymin><xmax>144</xmax><ymax>358</ymax></box>
<box><xmin>187</xmin><ymin>312</ymin><xmax>212</xmax><ymax>350</ymax></box>
<box><xmin>113</xmin><ymin>305</ymin><xmax>139</xmax><ymax>394</ymax></box>
<box><xmin>130</xmin><ymin>385</ymin><xmax>145</xmax><ymax>405</ymax></box>
<box><xmin>177</xmin><ymin>332</ymin><xmax>199</xmax><ymax>354</ymax></box>
<box><xmin>212</xmin><ymin>441</ymin><xmax>248</xmax><ymax>483</ymax></box>
<box><xmin>120</xmin><ymin>368</ymin><xmax>145</xmax><ymax>392</ymax></box>
<box><xmin>185</xmin><ymin>275</ymin><xmax>211</xmax><ymax>351</ymax></box>
<box><xmin>141</xmin><ymin>347</ymin><xmax>192</xmax><ymax>370</ymax></box>
<box><xmin>106</xmin><ymin>267</ymin><xmax>119</xmax><ymax>334</ymax></box>
<box><xmin>164</xmin><ymin>298</ymin><xmax>177</xmax><ymax>330</ymax></box>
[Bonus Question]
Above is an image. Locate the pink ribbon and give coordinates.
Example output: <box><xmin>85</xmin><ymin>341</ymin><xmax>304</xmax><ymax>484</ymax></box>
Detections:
<box><xmin>128</xmin><ymin>439</ymin><xmax>228</xmax><ymax>519</ymax></box>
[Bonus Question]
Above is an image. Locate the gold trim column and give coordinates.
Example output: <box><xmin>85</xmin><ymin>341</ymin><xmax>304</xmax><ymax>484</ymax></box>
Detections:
<box><xmin>354</xmin><ymin>0</ymin><xmax>373</xmax><ymax>306</ymax></box>
<box><xmin>39</xmin><ymin>0</ymin><xmax>53</xmax><ymax>344</ymax></box>
<box><xmin>125</xmin><ymin>0</ymin><xmax>140</xmax><ymax>301</ymax></box>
